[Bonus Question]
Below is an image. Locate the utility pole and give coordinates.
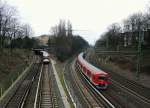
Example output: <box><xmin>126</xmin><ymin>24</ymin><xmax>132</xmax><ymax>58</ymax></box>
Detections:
<box><xmin>136</xmin><ymin>24</ymin><xmax>142</xmax><ymax>80</ymax></box>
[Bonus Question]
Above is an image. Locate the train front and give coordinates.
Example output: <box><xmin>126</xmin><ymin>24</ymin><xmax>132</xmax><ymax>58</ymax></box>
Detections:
<box><xmin>93</xmin><ymin>73</ymin><xmax>110</xmax><ymax>90</ymax></box>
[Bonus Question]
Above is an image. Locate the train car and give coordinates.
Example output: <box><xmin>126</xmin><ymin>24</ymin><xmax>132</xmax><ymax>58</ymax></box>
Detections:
<box><xmin>40</xmin><ymin>51</ymin><xmax>49</xmax><ymax>58</ymax></box>
<box><xmin>43</xmin><ymin>58</ymin><xmax>50</xmax><ymax>64</ymax></box>
<box><xmin>39</xmin><ymin>51</ymin><xmax>50</xmax><ymax>64</ymax></box>
<box><xmin>77</xmin><ymin>52</ymin><xmax>110</xmax><ymax>89</ymax></box>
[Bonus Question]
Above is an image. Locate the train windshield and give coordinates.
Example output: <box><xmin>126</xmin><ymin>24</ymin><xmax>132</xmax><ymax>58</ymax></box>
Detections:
<box><xmin>98</xmin><ymin>76</ymin><xmax>106</xmax><ymax>80</ymax></box>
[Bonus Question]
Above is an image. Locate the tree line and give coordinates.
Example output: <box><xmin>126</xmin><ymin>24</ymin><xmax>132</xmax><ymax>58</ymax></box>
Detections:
<box><xmin>0</xmin><ymin>1</ymin><xmax>39</xmax><ymax>53</ymax></box>
<box><xmin>95</xmin><ymin>5</ymin><xmax>150</xmax><ymax>50</ymax></box>
<box><xmin>48</xmin><ymin>20</ymin><xmax>89</xmax><ymax>61</ymax></box>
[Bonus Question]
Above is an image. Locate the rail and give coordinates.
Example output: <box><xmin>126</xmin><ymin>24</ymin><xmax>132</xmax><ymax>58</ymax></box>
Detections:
<box><xmin>34</xmin><ymin>64</ymin><xmax>43</xmax><ymax>108</ymax></box>
<box><xmin>3</xmin><ymin>63</ymin><xmax>39</xmax><ymax>108</ymax></box>
<box><xmin>34</xmin><ymin>64</ymin><xmax>59</xmax><ymax>108</ymax></box>
<box><xmin>111</xmin><ymin>79</ymin><xmax>150</xmax><ymax>107</ymax></box>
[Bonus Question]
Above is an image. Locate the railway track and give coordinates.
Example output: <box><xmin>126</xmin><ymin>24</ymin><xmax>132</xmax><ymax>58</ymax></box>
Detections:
<box><xmin>34</xmin><ymin>64</ymin><xmax>59</xmax><ymax>108</ymax></box>
<box><xmin>110</xmin><ymin>79</ymin><xmax>150</xmax><ymax>107</ymax></box>
<box><xmin>3</xmin><ymin>63</ymin><xmax>40</xmax><ymax>108</ymax></box>
<box><xmin>108</xmin><ymin>74</ymin><xmax>150</xmax><ymax>107</ymax></box>
<box><xmin>23</xmin><ymin>67</ymin><xmax>41</xmax><ymax>108</ymax></box>
<box><xmin>97</xmin><ymin>64</ymin><xmax>150</xmax><ymax>107</ymax></box>
<box><xmin>109</xmin><ymin>71</ymin><xmax>150</xmax><ymax>100</ymax></box>
<box><xmin>98</xmin><ymin>79</ymin><xmax>150</xmax><ymax>108</ymax></box>
<box><xmin>64</xmin><ymin>60</ymin><xmax>92</xmax><ymax>108</ymax></box>
<box><xmin>88</xmin><ymin>53</ymin><xmax>150</xmax><ymax>107</ymax></box>
<box><xmin>70</xmin><ymin>61</ymin><xmax>102</xmax><ymax>108</ymax></box>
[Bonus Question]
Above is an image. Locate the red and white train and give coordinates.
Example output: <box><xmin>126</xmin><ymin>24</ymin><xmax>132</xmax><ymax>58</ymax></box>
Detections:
<box><xmin>76</xmin><ymin>52</ymin><xmax>110</xmax><ymax>89</ymax></box>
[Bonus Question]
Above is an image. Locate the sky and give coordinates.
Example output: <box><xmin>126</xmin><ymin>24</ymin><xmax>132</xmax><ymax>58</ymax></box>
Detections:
<box><xmin>6</xmin><ymin>0</ymin><xmax>150</xmax><ymax>45</ymax></box>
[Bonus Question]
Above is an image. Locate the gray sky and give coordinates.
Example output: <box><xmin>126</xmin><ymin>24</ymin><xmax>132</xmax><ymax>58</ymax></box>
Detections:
<box><xmin>7</xmin><ymin>0</ymin><xmax>150</xmax><ymax>45</ymax></box>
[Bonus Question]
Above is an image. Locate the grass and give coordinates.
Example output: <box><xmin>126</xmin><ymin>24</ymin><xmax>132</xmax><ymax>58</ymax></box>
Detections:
<box><xmin>54</xmin><ymin>63</ymin><xmax>65</xmax><ymax>89</ymax></box>
<box><xmin>88</xmin><ymin>50</ymin><xmax>150</xmax><ymax>85</ymax></box>
<box><xmin>0</xmin><ymin>49</ymin><xmax>32</xmax><ymax>96</ymax></box>
<box><xmin>54</xmin><ymin>62</ymin><xmax>75</xmax><ymax>108</ymax></box>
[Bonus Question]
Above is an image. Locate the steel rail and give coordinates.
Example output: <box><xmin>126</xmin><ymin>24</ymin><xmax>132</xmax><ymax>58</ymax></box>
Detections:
<box><xmin>69</xmin><ymin>64</ymin><xmax>93</xmax><ymax>108</ymax></box>
<box><xmin>3</xmin><ymin>64</ymin><xmax>38</xmax><ymax>108</ymax></box>
<box><xmin>33</xmin><ymin>64</ymin><xmax>43</xmax><ymax>108</ymax></box>
<box><xmin>36</xmin><ymin>64</ymin><xmax>58</xmax><ymax>108</ymax></box>
<box><xmin>108</xmin><ymin>71</ymin><xmax>150</xmax><ymax>100</ymax></box>
<box><xmin>20</xmin><ymin>82</ymin><xmax>32</xmax><ymax>108</ymax></box>
<box><xmin>64</xmin><ymin>58</ymin><xmax>92</xmax><ymax>108</ymax></box>
<box><xmin>111</xmin><ymin>79</ymin><xmax>150</xmax><ymax>105</ymax></box>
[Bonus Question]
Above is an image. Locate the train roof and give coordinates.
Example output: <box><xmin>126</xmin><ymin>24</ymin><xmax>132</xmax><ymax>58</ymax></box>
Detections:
<box><xmin>78</xmin><ymin>53</ymin><xmax>107</xmax><ymax>75</ymax></box>
<box><xmin>40</xmin><ymin>51</ymin><xmax>49</xmax><ymax>57</ymax></box>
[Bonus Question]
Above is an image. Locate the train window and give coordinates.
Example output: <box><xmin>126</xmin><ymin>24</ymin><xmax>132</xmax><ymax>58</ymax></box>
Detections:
<box><xmin>87</xmin><ymin>70</ymin><xmax>91</xmax><ymax>76</ymax></box>
<box><xmin>83</xmin><ymin>53</ymin><xmax>86</xmax><ymax>58</ymax></box>
<box><xmin>98</xmin><ymin>76</ymin><xmax>106</xmax><ymax>80</ymax></box>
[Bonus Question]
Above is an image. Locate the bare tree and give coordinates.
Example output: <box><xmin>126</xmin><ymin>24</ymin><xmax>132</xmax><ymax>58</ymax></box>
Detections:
<box><xmin>123</xmin><ymin>12</ymin><xmax>146</xmax><ymax>46</ymax></box>
<box><xmin>67</xmin><ymin>20</ymin><xmax>73</xmax><ymax>37</ymax></box>
<box><xmin>0</xmin><ymin>1</ymin><xmax>17</xmax><ymax>49</ymax></box>
<box><xmin>51</xmin><ymin>25</ymin><xmax>58</xmax><ymax>37</ymax></box>
<box><xmin>21</xmin><ymin>24</ymin><xmax>34</xmax><ymax>37</ymax></box>
<box><xmin>58</xmin><ymin>20</ymin><xmax>66</xmax><ymax>37</ymax></box>
<box><xmin>49</xmin><ymin>20</ymin><xmax>88</xmax><ymax>61</ymax></box>
<box><xmin>107</xmin><ymin>23</ymin><xmax>121</xmax><ymax>48</ymax></box>
<box><xmin>50</xmin><ymin>20</ymin><xmax>66</xmax><ymax>37</ymax></box>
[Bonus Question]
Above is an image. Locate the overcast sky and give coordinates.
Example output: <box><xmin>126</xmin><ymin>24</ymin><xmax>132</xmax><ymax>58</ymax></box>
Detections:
<box><xmin>6</xmin><ymin>0</ymin><xmax>150</xmax><ymax>45</ymax></box>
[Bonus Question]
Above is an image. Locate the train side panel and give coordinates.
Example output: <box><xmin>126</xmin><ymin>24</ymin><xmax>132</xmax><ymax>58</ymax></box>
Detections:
<box><xmin>77</xmin><ymin>52</ymin><xmax>109</xmax><ymax>89</ymax></box>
